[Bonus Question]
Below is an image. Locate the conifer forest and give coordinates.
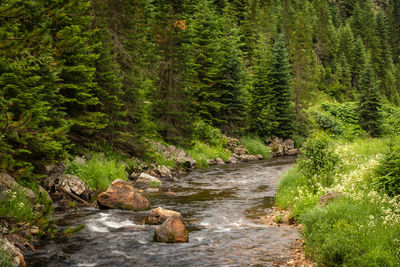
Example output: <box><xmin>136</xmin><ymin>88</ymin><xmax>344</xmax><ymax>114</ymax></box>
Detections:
<box><xmin>1</xmin><ymin>0</ymin><xmax>400</xmax><ymax>266</ymax></box>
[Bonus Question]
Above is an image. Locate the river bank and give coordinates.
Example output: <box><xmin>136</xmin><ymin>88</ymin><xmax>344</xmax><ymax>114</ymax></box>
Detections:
<box><xmin>276</xmin><ymin>134</ymin><xmax>400</xmax><ymax>266</ymax></box>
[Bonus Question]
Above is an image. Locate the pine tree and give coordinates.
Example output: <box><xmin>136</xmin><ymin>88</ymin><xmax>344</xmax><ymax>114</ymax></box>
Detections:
<box><xmin>358</xmin><ymin>61</ymin><xmax>381</xmax><ymax>137</ymax></box>
<box><xmin>269</xmin><ymin>35</ymin><xmax>294</xmax><ymax>138</ymax></box>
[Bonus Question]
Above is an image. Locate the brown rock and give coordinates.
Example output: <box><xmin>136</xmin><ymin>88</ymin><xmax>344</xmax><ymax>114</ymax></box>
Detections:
<box><xmin>237</xmin><ymin>155</ymin><xmax>258</xmax><ymax>162</ymax></box>
<box><xmin>144</xmin><ymin>207</ymin><xmax>183</xmax><ymax>225</ymax></box>
<box><xmin>153</xmin><ymin>215</ymin><xmax>189</xmax><ymax>243</ymax></box>
<box><xmin>283</xmin><ymin>139</ymin><xmax>295</xmax><ymax>151</ymax></box>
<box><xmin>285</xmin><ymin>149</ymin><xmax>298</xmax><ymax>156</ymax></box>
<box><xmin>257</xmin><ymin>154</ymin><xmax>263</xmax><ymax>160</ymax></box>
<box><xmin>97</xmin><ymin>179</ymin><xmax>150</xmax><ymax>211</ymax></box>
<box><xmin>1</xmin><ymin>237</ymin><xmax>26</xmax><ymax>267</ymax></box>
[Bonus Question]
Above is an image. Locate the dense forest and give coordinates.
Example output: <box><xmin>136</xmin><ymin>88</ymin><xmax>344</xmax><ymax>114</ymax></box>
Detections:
<box><xmin>1</xmin><ymin>0</ymin><xmax>400</xmax><ymax>176</ymax></box>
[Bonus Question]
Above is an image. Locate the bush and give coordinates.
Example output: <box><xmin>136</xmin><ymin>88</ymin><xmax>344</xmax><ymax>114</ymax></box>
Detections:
<box><xmin>187</xmin><ymin>141</ymin><xmax>231</xmax><ymax>168</ymax></box>
<box><xmin>192</xmin><ymin>121</ymin><xmax>227</xmax><ymax>147</ymax></box>
<box><xmin>241</xmin><ymin>136</ymin><xmax>270</xmax><ymax>158</ymax></box>
<box><xmin>298</xmin><ymin>131</ymin><xmax>340</xmax><ymax>187</ymax></box>
<box><xmin>374</xmin><ymin>145</ymin><xmax>400</xmax><ymax>196</ymax></box>
<box><xmin>66</xmin><ymin>154</ymin><xmax>128</xmax><ymax>191</ymax></box>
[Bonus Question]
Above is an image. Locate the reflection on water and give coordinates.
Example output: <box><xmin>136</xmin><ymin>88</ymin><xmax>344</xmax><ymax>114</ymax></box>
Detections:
<box><xmin>26</xmin><ymin>157</ymin><xmax>298</xmax><ymax>267</ymax></box>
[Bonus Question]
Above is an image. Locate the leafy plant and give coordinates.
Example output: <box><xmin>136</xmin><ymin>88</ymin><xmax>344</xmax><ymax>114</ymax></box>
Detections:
<box><xmin>187</xmin><ymin>141</ymin><xmax>231</xmax><ymax>168</ymax></box>
<box><xmin>241</xmin><ymin>136</ymin><xmax>270</xmax><ymax>158</ymax></box>
<box><xmin>66</xmin><ymin>154</ymin><xmax>127</xmax><ymax>191</ymax></box>
<box><xmin>374</xmin><ymin>145</ymin><xmax>400</xmax><ymax>196</ymax></box>
<box><xmin>192</xmin><ymin>121</ymin><xmax>227</xmax><ymax>147</ymax></box>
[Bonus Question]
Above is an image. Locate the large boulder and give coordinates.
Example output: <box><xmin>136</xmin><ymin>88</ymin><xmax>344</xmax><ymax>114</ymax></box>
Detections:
<box><xmin>143</xmin><ymin>207</ymin><xmax>183</xmax><ymax>225</ymax></box>
<box><xmin>153</xmin><ymin>215</ymin><xmax>189</xmax><ymax>243</ymax></box>
<box><xmin>0</xmin><ymin>173</ymin><xmax>36</xmax><ymax>202</ymax></box>
<box><xmin>0</xmin><ymin>237</ymin><xmax>26</xmax><ymax>267</ymax></box>
<box><xmin>44</xmin><ymin>163</ymin><xmax>93</xmax><ymax>201</ymax></box>
<box><xmin>134</xmin><ymin>173</ymin><xmax>162</xmax><ymax>190</ymax></box>
<box><xmin>97</xmin><ymin>179</ymin><xmax>149</xmax><ymax>211</ymax></box>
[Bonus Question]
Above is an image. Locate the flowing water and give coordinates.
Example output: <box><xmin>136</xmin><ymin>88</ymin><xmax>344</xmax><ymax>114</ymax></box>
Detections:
<box><xmin>26</xmin><ymin>156</ymin><xmax>299</xmax><ymax>267</ymax></box>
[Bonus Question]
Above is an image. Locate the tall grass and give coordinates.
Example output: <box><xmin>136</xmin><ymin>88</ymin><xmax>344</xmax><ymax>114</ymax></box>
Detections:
<box><xmin>276</xmin><ymin>136</ymin><xmax>400</xmax><ymax>266</ymax></box>
<box><xmin>241</xmin><ymin>136</ymin><xmax>271</xmax><ymax>158</ymax></box>
<box><xmin>66</xmin><ymin>154</ymin><xmax>128</xmax><ymax>191</ymax></box>
<box><xmin>187</xmin><ymin>141</ymin><xmax>231</xmax><ymax>168</ymax></box>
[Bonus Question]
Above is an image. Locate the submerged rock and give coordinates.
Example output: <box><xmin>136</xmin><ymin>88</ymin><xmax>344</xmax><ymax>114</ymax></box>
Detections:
<box><xmin>153</xmin><ymin>215</ymin><xmax>189</xmax><ymax>243</ymax></box>
<box><xmin>97</xmin><ymin>179</ymin><xmax>149</xmax><ymax>211</ymax></box>
<box><xmin>144</xmin><ymin>207</ymin><xmax>183</xmax><ymax>225</ymax></box>
<box><xmin>135</xmin><ymin>173</ymin><xmax>162</xmax><ymax>190</ymax></box>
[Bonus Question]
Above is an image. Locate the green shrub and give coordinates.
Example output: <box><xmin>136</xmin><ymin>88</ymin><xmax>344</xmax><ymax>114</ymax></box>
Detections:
<box><xmin>380</xmin><ymin>104</ymin><xmax>400</xmax><ymax>136</ymax></box>
<box><xmin>66</xmin><ymin>154</ymin><xmax>128</xmax><ymax>191</ymax></box>
<box><xmin>241</xmin><ymin>136</ymin><xmax>270</xmax><ymax>158</ymax></box>
<box><xmin>298</xmin><ymin>131</ymin><xmax>340</xmax><ymax>187</ymax></box>
<box><xmin>374</xmin><ymin>145</ymin><xmax>400</xmax><ymax>196</ymax></box>
<box><xmin>192</xmin><ymin>121</ymin><xmax>227</xmax><ymax>147</ymax></box>
<box><xmin>187</xmin><ymin>141</ymin><xmax>231</xmax><ymax>168</ymax></box>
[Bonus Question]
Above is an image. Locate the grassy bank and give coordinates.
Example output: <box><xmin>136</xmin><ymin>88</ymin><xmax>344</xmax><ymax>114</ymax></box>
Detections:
<box><xmin>276</xmin><ymin>134</ymin><xmax>400</xmax><ymax>266</ymax></box>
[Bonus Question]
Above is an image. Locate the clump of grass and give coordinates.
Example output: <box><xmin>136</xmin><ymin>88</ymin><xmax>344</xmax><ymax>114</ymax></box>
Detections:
<box><xmin>274</xmin><ymin>213</ymin><xmax>283</xmax><ymax>224</ymax></box>
<box><xmin>148</xmin><ymin>181</ymin><xmax>161</xmax><ymax>188</ymax></box>
<box><xmin>66</xmin><ymin>154</ymin><xmax>127</xmax><ymax>191</ymax></box>
<box><xmin>241</xmin><ymin>136</ymin><xmax>270</xmax><ymax>158</ymax></box>
<box><xmin>0</xmin><ymin>188</ymin><xmax>34</xmax><ymax>221</ymax></box>
<box><xmin>187</xmin><ymin>141</ymin><xmax>231</xmax><ymax>168</ymax></box>
<box><xmin>0</xmin><ymin>246</ymin><xmax>13</xmax><ymax>267</ymax></box>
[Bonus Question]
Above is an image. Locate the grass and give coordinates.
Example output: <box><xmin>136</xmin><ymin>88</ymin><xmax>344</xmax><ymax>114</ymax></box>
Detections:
<box><xmin>0</xmin><ymin>246</ymin><xmax>13</xmax><ymax>267</ymax></box>
<box><xmin>275</xmin><ymin>136</ymin><xmax>400</xmax><ymax>266</ymax></box>
<box><xmin>66</xmin><ymin>154</ymin><xmax>128</xmax><ymax>191</ymax></box>
<box><xmin>241</xmin><ymin>136</ymin><xmax>271</xmax><ymax>158</ymax></box>
<box><xmin>0</xmin><ymin>188</ymin><xmax>34</xmax><ymax>222</ymax></box>
<box><xmin>187</xmin><ymin>141</ymin><xmax>231</xmax><ymax>168</ymax></box>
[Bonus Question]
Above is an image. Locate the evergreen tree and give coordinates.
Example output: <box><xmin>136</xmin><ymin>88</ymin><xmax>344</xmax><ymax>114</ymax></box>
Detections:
<box><xmin>358</xmin><ymin>61</ymin><xmax>381</xmax><ymax>136</ymax></box>
<box><xmin>269</xmin><ymin>35</ymin><xmax>294</xmax><ymax>138</ymax></box>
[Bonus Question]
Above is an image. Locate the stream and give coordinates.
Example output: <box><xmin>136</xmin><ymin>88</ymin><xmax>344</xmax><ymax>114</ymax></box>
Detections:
<box><xmin>26</xmin><ymin>156</ymin><xmax>299</xmax><ymax>267</ymax></box>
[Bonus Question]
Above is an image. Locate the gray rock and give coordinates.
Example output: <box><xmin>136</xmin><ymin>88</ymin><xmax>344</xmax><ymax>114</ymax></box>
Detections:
<box><xmin>226</xmin><ymin>157</ymin><xmax>237</xmax><ymax>164</ymax></box>
<box><xmin>58</xmin><ymin>174</ymin><xmax>92</xmax><ymax>200</ymax></box>
<box><xmin>215</xmin><ymin>158</ymin><xmax>225</xmax><ymax>165</ymax></box>
<box><xmin>285</xmin><ymin>149</ymin><xmax>298</xmax><ymax>156</ymax></box>
<box><xmin>207</xmin><ymin>159</ymin><xmax>217</xmax><ymax>165</ymax></box>
<box><xmin>156</xmin><ymin>165</ymin><xmax>172</xmax><ymax>179</ymax></box>
<box><xmin>257</xmin><ymin>154</ymin><xmax>263</xmax><ymax>160</ymax></box>
<box><xmin>237</xmin><ymin>155</ymin><xmax>258</xmax><ymax>162</ymax></box>
<box><xmin>283</xmin><ymin>139</ymin><xmax>295</xmax><ymax>151</ymax></box>
<box><xmin>234</xmin><ymin>146</ymin><xmax>248</xmax><ymax>155</ymax></box>
<box><xmin>135</xmin><ymin>173</ymin><xmax>162</xmax><ymax>189</ymax></box>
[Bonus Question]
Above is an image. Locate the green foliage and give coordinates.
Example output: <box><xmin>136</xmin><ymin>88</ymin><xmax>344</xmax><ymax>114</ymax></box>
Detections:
<box><xmin>298</xmin><ymin>131</ymin><xmax>340</xmax><ymax>187</ymax></box>
<box><xmin>241</xmin><ymin>136</ymin><xmax>270</xmax><ymax>159</ymax></box>
<box><xmin>374</xmin><ymin>145</ymin><xmax>400</xmax><ymax>196</ymax></box>
<box><xmin>380</xmin><ymin>104</ymin><xmax>400</xmax><ymax>136</ymax></box>
<box><xmin>187</xmin><ymin>141</ymin><xmax>231</xmax><ymax>168</ymax></box>
<box><xmin>66</xmin><ymin>154</ymin><xmax>127</xmax><ymax>191</ymax></box>
<box><xmin>64</xmin><ymin>224</ymin><xmax>85</xmax><ymax>236</ymax></box>
<box><xmin>192</xmin><ymin>121</ymin><xmax>227</xmax><ymax>147</ymax></box>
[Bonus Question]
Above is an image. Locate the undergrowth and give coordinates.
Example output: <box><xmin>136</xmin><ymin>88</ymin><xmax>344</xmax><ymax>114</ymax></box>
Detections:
<box><xmin>187</xmin><ymin>141</ymin><xmax>231</xmax><ymax>168</ymax></box>
<box><xmin>241</xmin><ymin>136</ymin><xmax>270</xmax><ymax>158</ymax></box>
